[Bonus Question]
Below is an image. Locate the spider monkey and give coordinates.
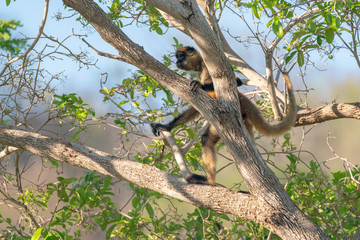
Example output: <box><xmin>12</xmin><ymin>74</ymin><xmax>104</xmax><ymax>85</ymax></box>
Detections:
<box><xmin>151</xmin><ymin>46</ymin><xmax>297</xmax><ymax>185</ymax></box>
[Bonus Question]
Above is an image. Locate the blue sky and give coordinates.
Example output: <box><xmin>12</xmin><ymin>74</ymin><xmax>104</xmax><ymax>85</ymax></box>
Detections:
<box><xmin>1</xmin><ymin>0</ymin><xmax>359</xmax><ymax>111</ymax></box>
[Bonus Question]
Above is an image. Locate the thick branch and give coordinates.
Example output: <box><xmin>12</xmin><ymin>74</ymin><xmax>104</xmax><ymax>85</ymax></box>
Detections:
<box><xmin>0</xmin><ymin>126</ymin><xmax>259</xmax><ymax>219</ymax></box>
<box><xmin>296</xmin><ymin>103</ymin><xmax>360</xmax><ymax>126</ymax></box>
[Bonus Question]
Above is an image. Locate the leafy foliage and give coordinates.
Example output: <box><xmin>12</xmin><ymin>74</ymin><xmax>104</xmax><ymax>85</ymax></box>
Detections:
<box><xmin>1</xmin><ymin>157</ymin><xmax>359</xmax><ymax>239</ymax></box>
<box><xmin>240</xmin><ymin>0</ymin><xmax>360</xmax><ymax>66</ymax></box>
<box><xmin>53</xmin><ymin>93</ymin><xmax>95</xmax><ymax>140</ymax></box>
<box><xmin>0</xmin><ymin>19</ymin><xmax>26</xmax><ymax>55</ymax></box>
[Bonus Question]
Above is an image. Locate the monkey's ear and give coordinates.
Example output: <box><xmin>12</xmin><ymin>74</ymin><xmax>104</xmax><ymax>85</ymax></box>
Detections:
<box><xmin>185</xmin><ymin>46</ymin><xmax>196</xmax><ymax>55</ymax></box>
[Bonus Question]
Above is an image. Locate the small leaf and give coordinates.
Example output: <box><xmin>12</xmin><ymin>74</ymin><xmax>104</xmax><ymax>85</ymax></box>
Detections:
<box><xmin>303</xmin><ymin>44</ymin><xmax>319</xmax><ymax>49</ymax></box>
<box><xmin>272</xmin><ymin>18</ymin><xmax>284</xmax><ymax>38</ymax></box>
<box><xmin>118</xmin><ymin>100</ymin><xmax>128</xmax><ymax>106</ymax></box>
<box><xmin>252</xmin><ymin>4</ymin><xmax>261</xmax><ymax>19</ymax></box>
<box><xmin>285</xmin><ymin>11</ymin><xmax>293</xmax><ymax>18</ymax></box>
<box><xmin>132</xmin><ymin>196</ymin><xmax>140</xmax><ymax>208</ymax></box>
<box><xmin>49</xmin><ymin>159</ymin><xmax>59</xmax><ymax>168</ymax></box>
<box><xmin>285</xmin><ymin>51</ymin><xmax>297</xmax><ymax>64</ymax></box>
<box><xmin>266</xmin><ymin>18</ymin><xmax>274</xmax><ymax>28</ymax></box>
<box><xmin>146</xmin><ymin>203</ymin><xmax>154</xmax><ymax>218</ymax></box>
<box><xmin>185</xmin><ymin>128</ymin><xmax>196</xmax><ymax>139</ymax></box>
<box><xmin>316</xmin><ymin>35</ymin><xmax>323</xmax><ymax>46</ymax></box>
<box><xmin>297</xmin><ymin>51</ymin><xmax>304</xmax><ymax>67</ymax></box>
<box><xmin>31</xmin><ymin>227</ymin><xmax>44</xmax><ymax>240</ymax></box>
<box><xmin>324</xmin><ymin>29</ymin><xmax>335</xmax><ymax>43</ymax></box>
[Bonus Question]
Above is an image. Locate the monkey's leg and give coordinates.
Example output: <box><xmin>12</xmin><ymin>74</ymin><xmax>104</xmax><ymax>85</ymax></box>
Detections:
<box><xmin>186</xmin><ymin>125</ymin><xmax>220</xmax><ymax>185</ymax></box>
<box><xmin>202</xmin><ymin>125</ymin><xmax>220</xmax><ymax>185</ymax></box>
<box><xmin>151</xmin><ymin>107</ymin><xmax>200</xmax><ymax>136</ymax></box>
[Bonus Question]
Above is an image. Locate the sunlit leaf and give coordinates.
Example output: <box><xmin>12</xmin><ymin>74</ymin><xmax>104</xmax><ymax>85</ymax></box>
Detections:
<box><xmin>272</xmin><ymin>18</ymin><xmax>284</xmax><ymax>38</ymax></box>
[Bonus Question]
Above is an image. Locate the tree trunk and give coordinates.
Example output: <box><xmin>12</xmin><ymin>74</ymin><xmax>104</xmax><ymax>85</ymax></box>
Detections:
<box><xmin>59</xmin><ymin>0</ymin><xmax>329</xmax><ymax>238</ymax></box>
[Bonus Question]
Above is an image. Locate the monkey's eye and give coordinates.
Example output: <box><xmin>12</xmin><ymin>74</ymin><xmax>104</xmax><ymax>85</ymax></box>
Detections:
<box><xmin>177</xmin><ymin>53</ymin><xmax>185</xmax><ymax>60</ymax></box>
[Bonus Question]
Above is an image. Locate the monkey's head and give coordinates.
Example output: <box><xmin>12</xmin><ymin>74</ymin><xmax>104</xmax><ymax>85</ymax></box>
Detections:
<box><xmin>175</xmin><ymin>46</ymin><xmax>203</xmax><ymax>72</ymax></box>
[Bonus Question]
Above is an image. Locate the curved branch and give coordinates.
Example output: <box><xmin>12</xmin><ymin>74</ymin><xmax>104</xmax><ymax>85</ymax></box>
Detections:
<box><xmin>0</xmin><ymin>146</ymin><xmax>19</xmax><ymax>162</ymax></box>
<box><xmin>295</xmin><ymin>103</ymin><xmax>360</xmax><ymax>126</ymax></box>
<box><xmin>0</xmin><ymin>125</ymin><xmax>258</xmax><ymax>218</ymax></box>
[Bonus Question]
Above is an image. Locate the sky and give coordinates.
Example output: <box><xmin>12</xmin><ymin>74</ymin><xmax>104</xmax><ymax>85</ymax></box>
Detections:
<box><xmin>1</xmin><ymin>1</ymin><xmax>359</xmax><ymax>107</ymax></box>
<box><xmin>1</xmin><ymin>0</ymin><xmax>360</xmax><ymax>122</ymax></box>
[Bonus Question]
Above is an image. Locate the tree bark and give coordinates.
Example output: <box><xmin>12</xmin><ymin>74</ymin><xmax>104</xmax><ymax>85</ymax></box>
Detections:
<box><xmin>58</xmin><ymin>0</ymin><xmax>332</xmax><ymax>239</ymax></box>
<box><xmin>296</xmin><ymin>102</ymin><xmax>360</xmax><ymax>126</ymax></box>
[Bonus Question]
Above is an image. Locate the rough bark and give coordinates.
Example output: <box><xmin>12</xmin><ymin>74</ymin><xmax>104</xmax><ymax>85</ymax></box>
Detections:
<box><xmin>296</xmin><ymin>102</ymin><xmax>360</xmax><ymax>126</ymax></box>
<box><xmin>59</xmin><ymin>0</ymin><xmax>330</xmax><ymax>239</ymax></box>
<box><xmin>0</xmin><ymin>126</ymin><xmax>262</xmax><ymax>223</ymax></box>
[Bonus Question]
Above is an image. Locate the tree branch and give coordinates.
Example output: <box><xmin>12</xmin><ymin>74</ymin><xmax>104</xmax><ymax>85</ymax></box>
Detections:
<box><xmin>161</xmin><ymin>130</ymin><xmax>191</xmax><ymax>178</ymax></box>
<box><xmin>0</xmin><ymin>125</ymin><xmax>259</xmax><ymax>219</ymax></box>
<box><xmin>295</xmin><ymin>103</ymin><xmax>360</xmax><ymax>126</ymax></box>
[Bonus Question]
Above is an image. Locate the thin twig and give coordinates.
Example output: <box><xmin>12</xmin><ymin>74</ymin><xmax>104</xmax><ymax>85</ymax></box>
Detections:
<box><xmin>0</xmin><ymin>0</ymin><xmax>50</xmax><ymax>77</ymax></box>
<box><xmin>82</xmin><ymin>38</ymin><xmax>128</xmax><ymax>62</ymax></box>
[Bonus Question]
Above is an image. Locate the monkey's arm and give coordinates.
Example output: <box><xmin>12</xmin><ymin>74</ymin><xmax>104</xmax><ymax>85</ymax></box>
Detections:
<box><xmin>151</xmin><ymin>107</ymin><xmax>200</xmax><ymax>136</ymax></box>
<box><xmin>200</xmin><ymin>77</ymin><xmax>244</xmax><ymax>91</ymax></box>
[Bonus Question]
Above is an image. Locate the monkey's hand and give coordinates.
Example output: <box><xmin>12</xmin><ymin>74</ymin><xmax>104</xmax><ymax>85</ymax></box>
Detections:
<box><xmin>185</xmin><ymin>174</ymin><xmax>211</xmax><ymax>185</ymax></box>
<box><xmin>151</xmin><ymin>123</ymin><xmax>170</xmax><ymax>136</ymax></box>
<box><xmin>236</xmin><ymin>77</ymin><xmax>244</xmax><ymax>87</ymax></box>
<box><xmin>189</xmin><ymin>80</ymin><xmax>201</xmax><ymax>92</ymax></box>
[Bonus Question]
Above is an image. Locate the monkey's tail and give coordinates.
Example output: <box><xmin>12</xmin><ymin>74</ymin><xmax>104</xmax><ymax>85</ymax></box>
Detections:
<box><xmin>244</xmin><ymin>73</ymin><xmax>297</xmax><ymax>136</ymax></box>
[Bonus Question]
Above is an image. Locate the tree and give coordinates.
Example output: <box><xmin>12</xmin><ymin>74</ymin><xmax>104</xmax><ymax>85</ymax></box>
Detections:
<box><xmin>0</xmin><ymin>0</ymin><xmax>359</xmax><ymax>239</ymax></box>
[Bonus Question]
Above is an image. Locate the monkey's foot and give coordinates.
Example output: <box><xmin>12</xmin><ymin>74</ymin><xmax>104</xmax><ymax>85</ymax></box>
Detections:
<box><xmin>189</xmin><ymin>80</ymin><xmax>201</xmax><ymax>91</ymax></box>
<box><xmin>185</xmin><ymin>174</ymin><xmax>211</xmax><ymax>185</ymax></box>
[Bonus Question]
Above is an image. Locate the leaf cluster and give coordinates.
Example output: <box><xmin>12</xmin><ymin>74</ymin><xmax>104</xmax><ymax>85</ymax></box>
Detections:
<box><xmin>0</xmin><ymin>19</ymin><xmax>26</xmax><ymax>55</ymax></box>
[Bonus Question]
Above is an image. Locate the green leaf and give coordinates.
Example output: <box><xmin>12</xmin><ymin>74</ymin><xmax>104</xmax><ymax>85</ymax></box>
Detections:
<box><xmin>132</xmin><ymin>196</ymin><xmax>140</xmax><ymax>208</ymax></box>
<box><xmin>49</xmin><ymin>159</ymin><xmax>59</xmax><ymax>168</ymax></box>
<box><xmin>285</xmin><ymin>51</ymin><xmax>297</xmax><ymax>64</ymax></box>
<box><xmin>118</xmin><ymin>100</ymin><xmax>128</xmax><ymax>106</ymax></box>
<box><xmin>185</xmin><ymin>128</ymin><xmax>196</xmax><ymax>139</ymax></box>
<box><xmin>106</xmin><ymin>224</ymin><xmax>117</xmax><ymax>239</ymax></box>
<box><xmin>266</xmin><ymin>18</ymin><xmax>274</xmax><ymax>28</ymax></box>
<box><xmin>297</xmin><ymin>51</ymin><xmax>304</xmax><ymax>67</ymax></box>
<box><xmin>146</xmin><ymin>203</ymin><xmax>154</xmax><ymax>218</ymax></box>
<box><xmin>31</xmin><ymin>228</ymin><xmax>44</xmax><ymax>240</ymax></box>
<box><xmin>272</xmin><ymin>18</ymin><xmax>284</xmax><ymax>38</ymax></box>
<box><xmin>316</xmin><ymin>36</ymin><xmax>323</xmax><ymax>46</ymax></box>
<box><xmin>252</xmin><ymin>3</ymin><xmax>261</xmax><ymax>19</ymax></box>
<box><xmin>263</xmin><ymin>0</ymin><xmax>274</xmax><ymax>12</ymax></box>
<box><xmin>324</xmin><ymin>29</ymin><xmax>335</xmax><ymax>43</ymax></box>
<box><xmin>285</xmin><ymin>11</ymin><xmax>293</xmax><ymax>18</ymax></box>
<box><xmin>303</xmin><ymin>44</ymin><xmax>319</xmax><ymax>50</ymax></box>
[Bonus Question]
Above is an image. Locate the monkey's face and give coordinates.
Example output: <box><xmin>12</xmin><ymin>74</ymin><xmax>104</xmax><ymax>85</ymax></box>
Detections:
<box><xmin>175</xmin><ymin>46</ymin><xmax>202</xmax><ymax>72</ymax></box>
